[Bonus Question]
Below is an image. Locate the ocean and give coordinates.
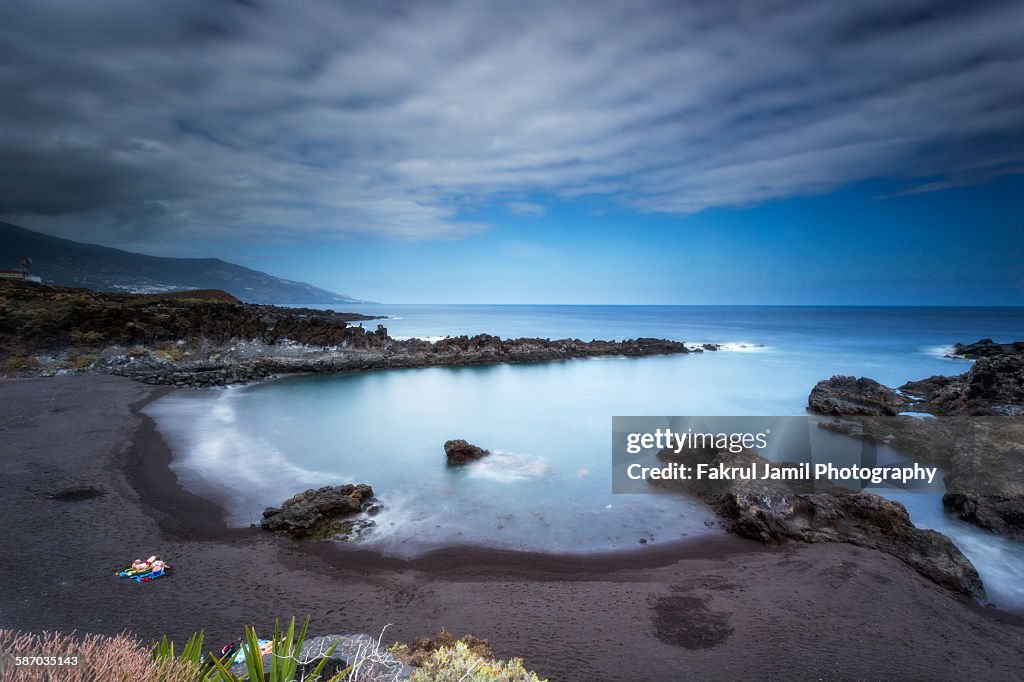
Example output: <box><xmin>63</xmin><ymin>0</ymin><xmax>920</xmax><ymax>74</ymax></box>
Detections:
<box><xmin>145</xmin><ymin>305</ymin><xmax>1024</xmax><ymax>610</ymax></box>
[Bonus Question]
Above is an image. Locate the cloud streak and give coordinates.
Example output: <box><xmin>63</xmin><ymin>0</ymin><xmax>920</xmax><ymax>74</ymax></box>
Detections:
<box><xmin>1</xmin><ymin>0</ymin><xmax>1022</xmax><ymax>251</ymax></box>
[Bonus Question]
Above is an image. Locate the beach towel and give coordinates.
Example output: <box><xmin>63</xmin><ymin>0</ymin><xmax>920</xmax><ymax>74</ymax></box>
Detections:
<box><xmin>232</xmin><ymin>639</ymin><xmax>274</xmax><ymax>664</ymax></box>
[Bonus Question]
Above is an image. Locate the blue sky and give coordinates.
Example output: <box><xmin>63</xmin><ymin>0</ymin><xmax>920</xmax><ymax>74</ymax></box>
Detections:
<box><xmin>233</xmin><ymin>174</ymin><xmax>1023</xmax><ymax>304</ymax></box>
<box><xmin>1</xmin><ymin>1</ymin><xmax>1022</xmax><ymax>304</ymax></box>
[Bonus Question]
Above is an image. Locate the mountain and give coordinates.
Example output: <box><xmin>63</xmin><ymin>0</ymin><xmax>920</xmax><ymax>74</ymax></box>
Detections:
<box><xmin>0</xmin><ymin>222</ymin><xmax>367</xmax><ymax>305</ymax></box>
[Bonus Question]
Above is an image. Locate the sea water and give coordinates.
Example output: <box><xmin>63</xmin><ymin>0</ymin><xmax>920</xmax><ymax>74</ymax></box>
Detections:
<box><xmin>145</xmin><ymin>305</ymin><xmax>1024</xmax><ymax>610</ymax></box>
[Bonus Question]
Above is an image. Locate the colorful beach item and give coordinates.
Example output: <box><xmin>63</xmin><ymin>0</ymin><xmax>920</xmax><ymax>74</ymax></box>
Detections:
<box><xmin>116</xmin><ymin>556</ymin><xmax>172</xmax><ymax>583</ymax></box>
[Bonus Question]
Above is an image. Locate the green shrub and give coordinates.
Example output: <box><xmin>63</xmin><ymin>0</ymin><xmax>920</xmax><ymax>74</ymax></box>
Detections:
<box><xmin>412</xmin><ymin>641</ymin><xmax>547</xmax><ymax>682</ymax></box>
<box><xmin>70</xmin><ymin>329</ymin><xmax>106</xmax><ymax>346</ymax></box>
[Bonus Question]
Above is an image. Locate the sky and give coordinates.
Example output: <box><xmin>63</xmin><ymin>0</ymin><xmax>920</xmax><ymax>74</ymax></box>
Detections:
<box><xmin>0</xmin><ymin>0</ymin><xmax>1022</xmax><ymax>304</ymax></box>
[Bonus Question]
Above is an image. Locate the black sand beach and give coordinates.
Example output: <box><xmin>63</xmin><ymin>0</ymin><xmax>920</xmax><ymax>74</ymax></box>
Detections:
<box><xmin>2</xmin><ymin>376</ymin><xmax>1023</xmax><ymax>681</ymax></box>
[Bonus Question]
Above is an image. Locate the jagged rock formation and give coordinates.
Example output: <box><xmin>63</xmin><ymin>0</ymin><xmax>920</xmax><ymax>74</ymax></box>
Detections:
<box><xmin>444</xmin><ymin>439</ymin><xmax>491</xmax><ymax>465</ymax></box>
<box><xmin>901</xmin><ymin>355</ymin><xmax>1024</xmax><ymax>416</ymax></box>
<box><xmin>808</xmin><ymin>350</ymin><xmax>1024</xmax><ymax>540</ymax></box>
<box><xmin>808</xmin><ymin>376</ymin><xmax>910</xmax><ymax>416</ymax></box>
<box><xmin>260</xmin><ymin>484</ymin><xmax>377</xmax><ymax>540</ymax></box>
<box><xmin>655</xmin><ymin>445</ymin><xmax>985</xmax><ymax>600</ymax></box>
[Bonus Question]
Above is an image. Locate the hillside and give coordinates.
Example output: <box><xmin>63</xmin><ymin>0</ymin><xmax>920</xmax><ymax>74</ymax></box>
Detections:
<box><xmin>0</xmin><ymin>222</ymin><xmax>366</xmax><ymax>304</ymax></box>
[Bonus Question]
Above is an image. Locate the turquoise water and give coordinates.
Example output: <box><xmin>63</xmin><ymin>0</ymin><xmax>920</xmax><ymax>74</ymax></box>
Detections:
<box><xmin>146</xmin><ymin>305</ymin><xmax>1024</xmax><ymax>609</ymax></box>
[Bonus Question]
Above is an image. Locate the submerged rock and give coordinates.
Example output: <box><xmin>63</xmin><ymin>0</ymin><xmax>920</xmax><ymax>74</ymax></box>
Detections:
<box><xmin>655</xmin><ymin>445</ymin><xmax>985</xmax><ymax>600</ymax></box>
<box><xmin>808</xmin><ymin>376</ymin><xmax>910</xmax><ymax>416</ymax></box>
<box><xmin>444</xmin><ymin>439</ymin><xmax>491</xmax><ymax>465</ymax></box>
<box><xmin>260</xmin><ymin>484</ymin><xmax>377</xmax><ymax>540</ymax></box>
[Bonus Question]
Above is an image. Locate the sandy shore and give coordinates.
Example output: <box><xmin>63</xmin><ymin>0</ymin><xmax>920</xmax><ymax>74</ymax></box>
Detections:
<box><xmin>1</xmin><ymin>376</ymin><xmax>1023</xmax><ymax>681</ymax></box>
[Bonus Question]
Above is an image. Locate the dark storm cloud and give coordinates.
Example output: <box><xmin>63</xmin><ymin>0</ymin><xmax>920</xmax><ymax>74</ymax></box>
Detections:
<box><xmin>1</xmin><ymin>0</ymin><xmax>1022</xmax><ymax>250</ymax></box>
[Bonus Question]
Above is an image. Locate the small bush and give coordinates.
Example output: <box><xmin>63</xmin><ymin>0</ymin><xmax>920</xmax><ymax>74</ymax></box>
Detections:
<box><xmin>70</xmin><ymin>329</ymin><xmax>106</xmax><ymax>346</ymax></box>
<box><xmin>412</xmin><ymin>641</ymin><xmax>547</xmax><ymax>682</ymax></box>
<box><xmin>3</xmin><ymin>353</ymin><xmax>41</xmax><ymax>374</ymax></box>
<box><xmin>66</xmin><ymin>353</ymin><xmax>97</xmax><ymax>370</ymax></box>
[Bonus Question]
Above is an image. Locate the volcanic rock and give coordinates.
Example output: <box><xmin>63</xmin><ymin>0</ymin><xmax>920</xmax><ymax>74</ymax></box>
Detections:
<box><xmin>261</xmin><ymin>484</ymin><xmax>376</xmax><ymax>539</ymax></box>
<box><xmin>950</xmin><ymin>338</ymin><xmax>1024</xmax><ymax>359</ymax></box>
<box><xmin>444</xmin><ymin>439</ymin><xmax>490</xmax><ymax>465</ymax></box>
<box><xmin>655</xmin><ymin>445</ymin><xmax>985</xmax><ymax>600</ymax></box>
<box><xmin>808</xmin><ymin>376</ymin><xmax>910</xmax><ymax>416</ymax></box>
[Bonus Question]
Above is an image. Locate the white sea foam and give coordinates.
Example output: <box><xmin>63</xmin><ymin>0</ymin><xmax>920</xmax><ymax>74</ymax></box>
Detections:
<box><xmin>391</xmin><ymin>335</ymin><xmax>447</xmax><ymax>342</ymax></box>
<box><xmin>921</xmin><ymin>344</ymin><xmax>971</xmax><ymax>361</ymax></box>
<box><xmin>466</xmin><ymin>451</ymin><xmax>554</xmax><ymax>482</ymax></box>
<box><xmin>715</xmin><ymin>342</ymin><xmax>770</xmax><ymax>353</ymax></box>
<box><xmin>144</xmin><ymin>389</ymin><xmax>343</xmax><ymax>525</ymax></box>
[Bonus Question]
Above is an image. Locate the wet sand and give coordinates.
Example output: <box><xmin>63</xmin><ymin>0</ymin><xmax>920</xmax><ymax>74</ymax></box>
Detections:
<box><xmin>1</xmin><ymin>376</ymin><xmax>1023</xmax><ymax>681</ymax></box>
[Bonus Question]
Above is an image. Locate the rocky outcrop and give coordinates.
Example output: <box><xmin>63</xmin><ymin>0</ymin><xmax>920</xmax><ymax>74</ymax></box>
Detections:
<box><xmin>950</xmin><ymin>338</ymin><xmax>1024</xmax><ymax>359</ymax></box>
<box><xmin>2</xmin><ymin>280</ymin><xmax>709</xmax><ymax>383</ymax></box>
<box><xmin>808</xmin><ymin>376</ymin><xmax>910</xmax><ymax>416</ymax></box>
<box><xmin>808</xmin><ymin>355</ymin><xmax>1024</xmax><ymax>539</ymax></box>
<box><xmin>901</xmin><ymin>355</ymin><xmax>1024</xmax><ymax>416</ymax></box>
<box><xmin>444</xmin><ymin>439</ymin><xmax>490</xmax><ymax>465</ymax></box>
<box><xmin>655</xmin><ymin>445</ymin><xmax>985</xmax><ymax>600</ymax></box>
<box><xmin>260</xmin><ymin>484</ymin><xmax>377</xmax><ymax>540</ymax></box>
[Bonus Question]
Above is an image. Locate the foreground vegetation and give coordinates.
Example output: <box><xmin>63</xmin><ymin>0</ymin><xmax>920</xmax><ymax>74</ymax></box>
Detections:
<box><xmin>0</xmin><ymin>618</ymin><xmax>547</xmax><ymax>682</ymax></box>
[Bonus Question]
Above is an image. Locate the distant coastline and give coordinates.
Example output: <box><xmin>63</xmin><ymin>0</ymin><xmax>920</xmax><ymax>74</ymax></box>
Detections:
<box><xmin>0</xmin><ymin>279</ymin><xmax>713</xmax><ymax>388</ymax></box>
